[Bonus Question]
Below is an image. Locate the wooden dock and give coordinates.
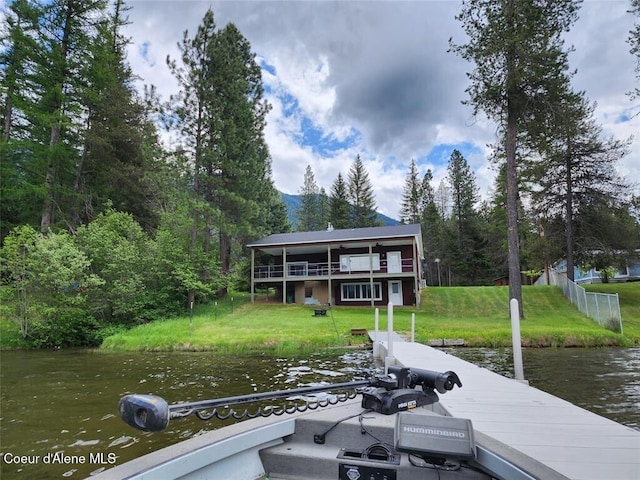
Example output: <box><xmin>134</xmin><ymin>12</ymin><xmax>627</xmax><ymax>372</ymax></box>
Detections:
<box><xmin>375</xmin><ymin>337</ymin><xmax>640</xmax><ymax>480</ymax></box>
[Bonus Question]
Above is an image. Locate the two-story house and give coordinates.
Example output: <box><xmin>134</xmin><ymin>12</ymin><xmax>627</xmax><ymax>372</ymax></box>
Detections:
<box><xmin>247</xmin><ymin>224</ymin><xmax>424</xmax><ymax>307</ymax></box>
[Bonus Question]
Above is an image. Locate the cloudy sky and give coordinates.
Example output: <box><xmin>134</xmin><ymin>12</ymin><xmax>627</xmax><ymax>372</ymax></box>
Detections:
<box><xmin>123</xmin><ymin>1</ymin><xmax>639</xmax><ymax>219</ymax></box>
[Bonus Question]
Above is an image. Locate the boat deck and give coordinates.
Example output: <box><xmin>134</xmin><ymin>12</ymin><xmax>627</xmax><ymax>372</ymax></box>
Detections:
<box><xmin>376</xmin><ymin>339</ymin><xmax>640</xmax><ymax>480</ymax></box>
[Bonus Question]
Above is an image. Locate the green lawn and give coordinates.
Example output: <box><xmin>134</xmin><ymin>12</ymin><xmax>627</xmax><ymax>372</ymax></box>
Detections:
<box><xmin>97</xmin><ymin>284</ymin><xmax>639</xmax><ymax>353</ymax></box>
<box><xmin>584</xmin><ymin>282</ymin><xmax>640</xmax><ymax>335</ymax></box>
<box><xmin>4</xmin><ymin>284</ymin><xmax>638</xmax><ymax>352</ymax></box>
<box><xmin>415</xmin><ymin>285</ymin><xmax>637</xmax><ymax>347</ymax></box>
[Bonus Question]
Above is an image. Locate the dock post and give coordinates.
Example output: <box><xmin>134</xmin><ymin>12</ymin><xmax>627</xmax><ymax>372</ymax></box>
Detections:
<box><xmin>373</xmin><ymin>308</ymin><xmax>380</xmax><ymax>359</ymax></box>
<box><xmin>385</xmin><ymin>302</ymin><xmax>395</xmax><ymax>371</ymax></box>
<box><xmin>411</xmin><ymin>313</ymin><xmax>415</xmax><ymax>343</ymax></box>
<box><xmin>510</xmin><ymin>298</ymin><xmax>525</xmax><ymax>382</ymax></box>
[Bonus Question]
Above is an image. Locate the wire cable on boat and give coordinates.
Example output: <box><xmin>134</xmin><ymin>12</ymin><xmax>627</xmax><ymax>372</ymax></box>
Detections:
<box><xmin>313</xmin><ymin>409</ymin><xmax>370</xmax><ymax>444</ymax></box>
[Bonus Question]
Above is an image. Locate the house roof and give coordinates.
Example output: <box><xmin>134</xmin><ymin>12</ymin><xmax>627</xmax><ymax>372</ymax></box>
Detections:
<box><xmin>248</xmin><ymin>224</ymin><xmax>424</xmax><ymax>257</ymax></box>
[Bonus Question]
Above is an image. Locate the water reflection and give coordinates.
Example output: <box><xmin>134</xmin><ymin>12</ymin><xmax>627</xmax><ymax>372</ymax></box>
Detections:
<box><xmin>450</xmin><ymin>347</ymin><xmax>640</xmax><ymax>431</ymax></box>
<box><xmin>0</xmin><ymin>349</ymin><xmax>379</xmax><ymax>479</ymax></box>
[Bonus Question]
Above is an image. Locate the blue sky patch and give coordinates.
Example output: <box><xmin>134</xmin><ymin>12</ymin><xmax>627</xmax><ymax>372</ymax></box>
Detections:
<box><xmin>139</xmin><ymin>41</ymin><xmax>154</xmax><ymax>67</ymax></box>
<box><xmin>424</xmin><ymin>142</ymin><xmax>482</xmax><ymax>167</ymax></box>
<box><xmin>298</xmin><ymin>116</ymin><xmax>360</xmax><ymax>156</ymax></box>
<box><xmin>268</xmin><ymin>74</ymin><xmax>361</xmax><ymax>157</ymax></box>
<box><xmin>260</xmin><ymin>58</ymin><xmax>277</xmax><ymax>77</ymax></box>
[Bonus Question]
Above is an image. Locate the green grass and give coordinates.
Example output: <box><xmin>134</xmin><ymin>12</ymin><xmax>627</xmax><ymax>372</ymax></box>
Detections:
<box><xmin>584</xmin><ymin>282</ymin><xmax>640</xmax><ymax>335</ymax></box>
<box><xmin>97</xmin><ymin>285</ymin><xmax>639</xmax><ymax>352</ymax></box>
<box><xmin>4</xmin><ymin>284</ymin><xmax>638</xmax><ymax>352</ymax></box>
<box><xmin>415</xmin><ymin>285</ymin><xmax>637</xmax><ymax>347</ymax></box>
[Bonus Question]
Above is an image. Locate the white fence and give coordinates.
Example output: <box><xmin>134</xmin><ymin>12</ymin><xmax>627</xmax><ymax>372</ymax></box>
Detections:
<box><xmin>535</xmin><ymin>270</ymin><xmax>623</xmax><ymax>333</ymax></box>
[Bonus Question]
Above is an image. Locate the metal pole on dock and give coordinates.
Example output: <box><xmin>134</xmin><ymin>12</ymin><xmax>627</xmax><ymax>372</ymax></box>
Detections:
<box><xmin>385</xmin><ymin>302</ymin><xmax>395</xmax><ymax>371</ymax></box>
<box><xmin>373</xmin><ymin>308</ymin><xmax>380</xmax><ymax>359</ymax></box>
<box><xmin>411</xmin><ymin>313</ymin><xmax>415</xmax><ymax>343</ymax></box>
<box><xmin>510</xmin><ymin>298</ymin><xmax>525</xmax><ymax>382</ymax></box>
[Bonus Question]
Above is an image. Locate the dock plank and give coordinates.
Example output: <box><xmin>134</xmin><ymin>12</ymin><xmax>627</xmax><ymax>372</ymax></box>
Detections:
<box><xmin>377</xmin><ymin>340</ymin><xmax>640</xmax><ymax>480</ymax></box>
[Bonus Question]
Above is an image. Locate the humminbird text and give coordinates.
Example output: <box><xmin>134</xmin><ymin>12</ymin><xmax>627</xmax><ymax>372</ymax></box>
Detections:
<box><xmin>403</xmin><ymin>425</ymin><xmax>467</xmax><ymax>438</ymax></box>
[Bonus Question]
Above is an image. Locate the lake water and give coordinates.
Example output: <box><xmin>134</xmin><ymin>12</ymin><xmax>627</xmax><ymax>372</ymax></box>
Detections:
<box><xmin>1</xmin><ymin>347</ymin><xmax>638</xmax><ymax>479</ymax></box>
<box><xmin>0</xmin><ymin>349</ymin><xmax>380</xmax><ymax>479</ymax></box>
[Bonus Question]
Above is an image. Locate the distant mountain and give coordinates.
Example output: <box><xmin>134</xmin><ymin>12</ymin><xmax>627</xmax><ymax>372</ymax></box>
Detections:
<box><xmin>280</xmin><ymin>192</ymin><xmax>399</xmax><ymax>228</ymax></box>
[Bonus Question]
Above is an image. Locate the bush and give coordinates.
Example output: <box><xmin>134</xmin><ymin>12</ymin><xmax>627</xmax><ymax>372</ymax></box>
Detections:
<box><xmin>26</xmin><ymin>310</ymin><xmax>101</xmax><ymax>348</ymax></box>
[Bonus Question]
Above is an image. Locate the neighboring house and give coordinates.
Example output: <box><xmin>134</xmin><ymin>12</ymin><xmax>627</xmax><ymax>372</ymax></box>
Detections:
<box><xmin>247</xmin><ymin>224</ymin><xmax>424</xmax><ymax>307</ymax></box>
<box><xmin>554</xmin><ymin>256</ymin><xmax>640</xmax><ymax>284</ymax></box>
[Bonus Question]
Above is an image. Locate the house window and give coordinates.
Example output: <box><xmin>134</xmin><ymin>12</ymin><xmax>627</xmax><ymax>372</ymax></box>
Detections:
<box><xmin>341</xmin><ymin>282</ymin><xmax>382</xmax><ymax>301</ymax></box>
<box><xmin>339</xmin><ymin>254</ymin><xmax>380</xmax><ymax>272</ymax></box>
<box><xmin>287</xmin><ymin>262</ymin><xmax>308</xmax><ymax>277</ymax></box>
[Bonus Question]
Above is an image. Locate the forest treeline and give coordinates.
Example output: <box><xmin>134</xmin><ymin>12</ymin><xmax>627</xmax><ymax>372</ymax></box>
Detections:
<box><xmin>1</xmin><ymin>1</ymin><xmax>289</xmax><ymax>347</ymax></box>
<box><xmin>1</xmin><ymin>0</ymin><xmax>639</xmax><ymax>348</ymax></box>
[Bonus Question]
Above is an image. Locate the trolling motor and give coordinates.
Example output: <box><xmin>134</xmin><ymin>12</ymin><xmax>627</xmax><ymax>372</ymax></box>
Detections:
<box><xmin>118</xmin><ymin>366</ymin><xmax>462</xmax><ymax>432</ymax></box>
<box><xmin>361</xmin><ymin>366</ymin><xmax>462</xmax><ymax>415</ymax></box>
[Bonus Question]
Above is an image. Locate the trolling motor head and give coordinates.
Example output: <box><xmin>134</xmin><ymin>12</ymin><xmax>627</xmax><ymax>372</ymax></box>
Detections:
<box><xmin>119</xmin><ymin>394</ymin><xmax>170</xmax><ymax>432</ymax></box>
<box><xmin>408</xmin><ymin>367</ymin><xmax>462</xmax><ymax>394</ymax></box>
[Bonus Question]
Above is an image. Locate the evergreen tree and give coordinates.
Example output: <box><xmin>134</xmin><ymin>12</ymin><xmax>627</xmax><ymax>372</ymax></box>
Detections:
<box><xmin>169</xmin><ymin>10</ymin><xmax>272</xmax><ymax>296</ymax></box>
<box><xmin>574</xmin><ymin>200</ymin><xmax>640</xmax><ymax>281</ymax></box>
<box><xmin>73</xmin><ymin>0</ymin><xmax>160</xmax><ymax>231</ymax></box>
<box><xmin>0</xmin><ymin>0</ymin><xmax>110</xmax><ymax>234</ymax></box>
<box><xmin>0</xmin><ymin>0</ymin><xmax>43</xmax><ymax>237</ymax></box>
<box><xmin>530</xmin><ymin>95</ymin><xmax>630</xmax><ymax>280</ymax></box>
<box><xmin>446</xmin><ymin>149</ymin><xmax>488</xmax><ymax>284</ymax></box>
<box><xmin>481</xmin><ymin>165</ymin><xmax>510</xmax><ymax>280</ymax></box>
<box><xmin>329</xmin><ymin>173</ymin><xmax>350</xmax><ymax>229</ymax></box>
<box><xmin>1</xmin><ymin>0</ymin><xmax>163</xmax><ymax>238</ymax></box>
<box><xmin>318</xmin><ymin>187</ymin><xmax>330</xmax><ymax>230</ymax></box>
<box><xmin>37</xmin><ymin>0</ymin><xmax>108</xmax><ymax>232</ymax></box>
<box><xmin>1</xmin><ymin>0</ymin><xmax>39</xmax><ymax>143</ymax></box>
<box><xmin>420</xmin><ymin>169</ymin><xmax>446</xmax><ymax>285</ymax></box>
<box><xmin>296</xmin><ymin>164</ymin><xmax>322</xmax><ymax>231</ymax></box>
<box><xmin>451</xmin><ymin>0</ymin><xmax>580</xmax><ymax>313</ymax></box>
<box><xmin>448</xmin><ymin>150</ymin><xmax>478</xmax><ymax>232</ymax></box>
<box><xmin>210</xmin><ymin>22</ymin><xmax>272</xmax><ymax>292</ymax></box>
<box><xmin>167</xmin><ymin>8</ymin><xmax>220</xmax><ymax>304</ymax></box>
<box><xmin>399</xmin><ymin>159</ymin><xmax>423</xmax><ymax>224</ymax></box>
<box><xmin>347</xmin><ymin>155</ymin><xmax>378</xmax><ymax>228</ymax></box>
<box><xmin>264</xmin><ymin>187</ymin><xmax>291</xmax><ymax>235</ymax></box>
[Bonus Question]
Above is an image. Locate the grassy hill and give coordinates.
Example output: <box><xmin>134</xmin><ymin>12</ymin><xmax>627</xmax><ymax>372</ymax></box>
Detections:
<box><xmin>584</xmin><ymin>283</ymin><xmax>640</xmax><ymax>335</ymax></box>
<box><xmin>418</xmin><ymin>285</ymin><xmax>638</xmax><ymax>347</ymax></box>
<box><xmin>97</xmin><ymin>284</ymin><xmax>639</xmax><ymax>353</ymax></box>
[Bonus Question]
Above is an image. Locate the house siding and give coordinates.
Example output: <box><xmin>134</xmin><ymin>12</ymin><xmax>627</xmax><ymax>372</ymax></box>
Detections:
<box><xmin>248</xmin><ymin>225</ymin><xmax>424</xmax><ymax>307</ymax></box>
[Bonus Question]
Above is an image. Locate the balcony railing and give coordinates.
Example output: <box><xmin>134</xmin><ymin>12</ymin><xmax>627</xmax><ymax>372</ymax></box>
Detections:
<box><xmin>253</xmin><ymin>258</ymin><xmax>415</xmax><ymax>279</ymax></box>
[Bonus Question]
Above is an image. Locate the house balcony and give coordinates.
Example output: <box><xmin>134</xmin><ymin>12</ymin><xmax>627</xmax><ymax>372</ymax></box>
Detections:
<box><xmin>253</xmin><ymin>258</ymin><xmax>416</xmax><ymax>280</ymax></box>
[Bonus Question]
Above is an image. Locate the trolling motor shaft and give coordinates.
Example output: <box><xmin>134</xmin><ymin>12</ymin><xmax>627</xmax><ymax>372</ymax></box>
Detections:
<box><xmin>118</xmin><ymin>367</ymin><xmax>462</xmax><ymax>432</ymax></box>
<box><xmin>119</xmin><ymin>379</ymin><xmax>372</xmax><ymax>432</ymax></box>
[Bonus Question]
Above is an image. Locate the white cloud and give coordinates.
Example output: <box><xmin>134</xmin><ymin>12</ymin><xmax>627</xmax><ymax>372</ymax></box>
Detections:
<box><xmin>123</xmin><ymin>0</ymin><xmax>640</xmax><ymax>218</ymax></box>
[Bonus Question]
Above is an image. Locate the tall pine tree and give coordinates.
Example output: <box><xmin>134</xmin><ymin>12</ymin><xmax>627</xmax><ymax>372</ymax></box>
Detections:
<box><xmin>420</xmin><ymin>169</ymin><xmax>446</xmax><ymax>285</ymax></box>
<box><xmin>169</xmin><ymin>9</ymin><xmax>272</xmax><ymax>296</ymax></box>
<box><xmin>296</xmin><ymin>164</ymin><xmax>322</xmax><ymax>231</ymax></box>
<box><xmin>446</xmin><ymin>149</ymin><xmax>488</xmax><ymax>285</ymax></box>
<box><xmin>399</xmin><ymin>159</ymin><xmax>423</xmax><ymax>224</ymax></box>
<box><xmin>451</xmin><ymin>0</ymin><xmax>580</xmax><ymax>314</ymax></box>
<box><xmin>329</xmin><ymin>172</ymin><xmax>351</xmax><ymax>229</ymax></box>
<box><xmin>529</xmin><ymin>94</ymin><xmax>630</xmax><ymax>280</ymax></box>
<box><xmin>74</xmin><ymin>0</ymin><xmax>160</xmax><ymax>231</ymax></box>
<box><xmin>347</xmin><ymin>155</ymin><xmax>378</xmax><ymax>228</ymax></box>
